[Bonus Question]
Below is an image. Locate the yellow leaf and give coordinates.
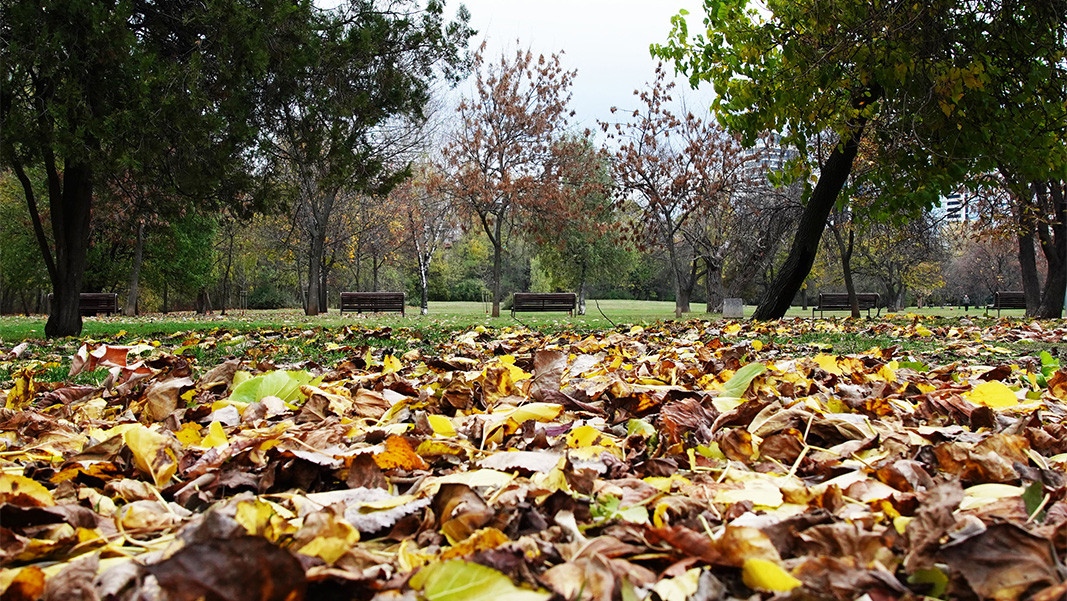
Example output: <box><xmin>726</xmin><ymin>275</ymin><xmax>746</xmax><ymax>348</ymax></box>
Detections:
<box><xmin>964</xmin><ymin>380</ymin><xmax>1019</xmax><ymax>409</ymax></box>
<box><xmin>410</xmin><ymin>559</ymin><xmax>551</xmax><ymax>601</ymax></box>
<box><xmin>497</xmin><ymin>355</ymin><xmax>531</xmax><ymax>382</ymax></box>
<box><xmin>485</xmin><ymin>403</ymin><xmax>564</xmax><ymax>442</ymax></box>
<box><xmin>566</xmin><ymin>424</ymin><xmax>616</xmax><ymax>448</ymax></box>
<box><xmin>174</xmin><ymin>422</ymin><xmax>203</xmax><ymax>446</ymax></box>
<box><xmin>0</xmin><ymin>473</ymin><xmax>55</xmax><ymax>507</ymax></box>
<box><xmin>724</xmin><ymin>323</ymin><xmax>742</xmax><ymax>335</ymax></box>
<box><xmin>441</xmin><ymin>527</ymin><xmax>510</xmax><ymax>560</ymax></box>
<box><xmin>813</xmin><ymin>354</ymin><xmax>842</xmax><ymax>375</ymax></box>
<box><xmin>428</xmin><ymin>414</ymin><xmax>457</xmax><ymax>437</ymax></box>
<box><xmin>382</xmin><ymin>354</ymin><xmax>403</xmax><ymax>374</ymax></box>
<box><xmin>5</xmin><ymin>368</ymin><xmax>36</xmax><ymax>410</ymax></box>
<box><xmin>742</xmin><ymin>558</ymin><xmax>802</xmax><ymax>592</ymax></box>
<box><xmin>235</xmin><ymin>497</ymin><xmax>295</xmax><ymax>541</ymax></box>
<box><xmin>751</xmin><ymin>339</ymin><xmax>764</xmax><ymax>351</ymax></box>
<box><xmin>201</xmin><ymin>421</ymin><xmax>229</xmax><ymax>449</ymax></box>
<box><xmin>296</xmin><ymin>512</ymin><xmax>360</xmax><ymax>564</ymax></box>
<box><xmin>122</xmin><ymin>425</ymin><xmax>178</xmax><ymax>487</ymax></box>
<box><xmin>915</xmin><ymin>324</ymin><xmax>934</xmax><ymax>337</ymax></box>
<box><xmin>416</xmin><ymin>439</ymin><xmax>470</xmax><ymax>458</ymax></box>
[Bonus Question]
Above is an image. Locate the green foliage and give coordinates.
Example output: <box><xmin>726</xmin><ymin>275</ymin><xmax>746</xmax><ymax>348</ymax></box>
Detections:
<box><xmin>429</xmin><ymin>231</ymin><xmax>491</xmax><ymax>301</ymax></box>
<box><xmin>143</xmin><ymin>214</ymin><xmax>219</xmax><ymax>303</ymax></box>
<box><xmin>652</xmin><ymin>0</ymin><xmax>1067</xmax><ymax>205</ymax></box>
<box><xmin>0</xmin><ymin>171</ymin><xmax>48</xmax><ymax>308</ymax></box>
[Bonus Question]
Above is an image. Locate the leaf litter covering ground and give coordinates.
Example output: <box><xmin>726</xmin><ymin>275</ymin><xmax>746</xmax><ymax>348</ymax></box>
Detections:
<box><xmin>2</xmin><ymin>318</ymin><xmax>1067</xmax><ymax>601</ymax></box>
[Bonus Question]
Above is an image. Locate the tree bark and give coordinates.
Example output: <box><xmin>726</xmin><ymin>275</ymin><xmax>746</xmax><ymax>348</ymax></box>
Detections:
<box><xmin>577</xmin><ymin>260</ymin><xmax>587</xmax><ymax>315</ymax></box>
<box><xmin>45</xmin><ymin>160</ymin><xmax>94</xmax><ymax>337</ymax></box>
<box><xmin>306</xmin><ymin>218</ymin><xmax>325</xmax><ymax>315</ymax></box>
<box><xmin>1037</xmin><ymin>180</ymin><xmax>1066</xmax><ymax>318</ymax></box>
<box><xmin>753</xmin><ymin>119</ymin><xmax>866</xmax><ymax>320</ymax></box>
<box><xmin>196</xmin><ymin>288</ymin><xmax>212</xmax><ymax>315</ymax></box>
<box><xmin>829</xmin><ymin>221</ymin><xmax>860</xmax><ymax>318</ymax></box>
<box><xmin>1018</xmin><ymin>201</ymin><xmax>1042</xmax><ymax>316</ymax></box>
<box><xmin>705</xmin><ymin>257</ymin><xmax>725</xmax><ymax>314</ymax></box>
<box><xmin>491</xmin><ymin>239</ymin><xmax>502</xmax><ymax>317</ymax></box>
<box><xmin>125</xmin><ymin>220</ymin><xmax>145</xmax><ymax>316</ymax></box>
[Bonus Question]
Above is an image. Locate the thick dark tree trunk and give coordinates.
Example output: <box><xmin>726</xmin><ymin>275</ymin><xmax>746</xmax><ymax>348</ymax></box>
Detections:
<box><xmin>1018</xmin><ymin>208</ymin><xmax>1042</xmax><ymax>316</ymax></box>
<box><xmin>125</xmin><ymin>220</ymin><xmax>145</xmax><ymax>316</ymax></box>
<box><xmin>753</xmin><ymin>120</ymin><xmax>866</xmax><ymax>320</ymax></box>
<box><xmin>46</xmin><ymin>161</ymin><xmax>94</xmax><ymax>337</ymax></box>
<box><xmin>1037</xmin><ymin>180</ymin><xmax>1066</xmax><ymax>318</ymax></box>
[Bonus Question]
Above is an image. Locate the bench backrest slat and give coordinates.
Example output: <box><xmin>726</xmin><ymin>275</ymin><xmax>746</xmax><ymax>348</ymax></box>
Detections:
<box><xmin>512</xmin><ymin>292</ymin><xmax>577</xmax><ymax>315</ymax></box>
<box><xmin>339</xmin><ymin>292</ymin><xmax>406</xmax><ymax>315</ymax></box>
<box><xmin>813</xmin><ymin>292</ymin><xmax>879</xmax><ymax>318</ymax></box>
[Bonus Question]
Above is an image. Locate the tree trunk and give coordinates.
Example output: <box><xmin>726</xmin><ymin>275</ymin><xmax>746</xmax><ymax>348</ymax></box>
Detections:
<box><xmin>319</xmin><ymin>259</ymin><xmax>329</xmax><ymax>311</ymax></box>
<box><xmin>125</xmin><ymin>220</ymin><xmax>145</xmax><ymax>316</ymax></box>
<box><xmin>673</xmin><ymin>259</ymin><xmax>697</xmax><ymax>316</ymax></box>
<box><xmin>577</xmin><ymin>260</ymin><xmax>587</xmax><ymax>315</ymax></box>
<box><xmin>753</xmin><ymin>120</ymin><xmax>866</xmax><ymax>320</ymax></box>
<box><xmin>419</xmin><ymin>259</ymin><xmax>430</xmax><ymax>316</ymax></box>
<box><xmin>664</xmin><ymin>227</ymin><xmax>690</xmax><ymax>317</ymax></box>
<box><xmin>829</xmin><ymin>222</ymin><xmax>860</xmax><ymax>318</ymax></box>
<box><xmin>705</xmin><ymin>257</ymin><xmax>725</xmax><ymax>314</ymax></box>
<box><xmin>1018</xmin><ymin>206</ymin><xmax>1042</xmax><ymax>316</ymax></box>
<box><xmin>221</xmin><ymin>225</ymin><xmax>235</xmax><ymax>316</ymax></box>
<box><xmin>45</xmin><ymin>161</ymin><xmax>94</xmax><ymax>338</ymax></box>
<box><xmin>491</xmin><ymin>240</ymin><xmax>502</xmax><ymax>317</ymax></box>
<box><xmin>1037</xmin><ymin>180</ymin><xmax>1066</xmax><ymax>318</ymax></box>
<box><xmin>372</xmin><ymin>251</ymin><xmax>380</xmax><ymax>291</ymax></box>
<box><xmin>196</xmin><ymin>288</ymin><xmax>212</xmax><ymax>315</ymax></box>
<box><xmin>306</xmin><ymin>221</ymin><xmax>325</xmax><ymax>316</ymax></box>
<box><xmin>490</xmin><ymin>217</ymin><xmax>504</xmax><ymax>318</ymax></box>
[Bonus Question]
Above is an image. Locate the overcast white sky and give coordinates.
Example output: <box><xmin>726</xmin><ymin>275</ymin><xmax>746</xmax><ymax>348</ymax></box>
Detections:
<box><xmin>451</xmin><ymin>1</ymin><xmax>713</xmax><ymax>132</ymax></box>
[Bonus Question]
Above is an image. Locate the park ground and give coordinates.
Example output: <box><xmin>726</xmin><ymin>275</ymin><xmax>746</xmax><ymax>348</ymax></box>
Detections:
<box><xmin>1</xmin><ymin>302</ymin><xmax>1065</xmax><ymax>600</ymax></box>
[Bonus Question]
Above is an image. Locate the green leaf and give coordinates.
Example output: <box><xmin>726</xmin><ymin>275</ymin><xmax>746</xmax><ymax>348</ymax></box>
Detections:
<box><xmin>721</xmin><ymin>362</ymin><xmax>767</xmax><ymax>399</ymax></box>
<box><xmin>409</xmin><ymin>560</ymin><xmax>551</xmax><ymax>601</ymax></box>
<box><xmin>1022</xmin><ymin>481</ymin><xmax>1047</xmax><ymax>523</ymax></box>
<box><xmin>908</xmin><ymin>566</ymin><xmax>949</xmax><ymax>598</ymax></box>
<box><xmin>1040</xmin><ymin>350</ymin><xmax>1060</xmax><ymax>381</ymax></box>
<box><xmin>228</xmin><ymin>370</ymin><xmax>318</xmax><ymax>404</ymax></box>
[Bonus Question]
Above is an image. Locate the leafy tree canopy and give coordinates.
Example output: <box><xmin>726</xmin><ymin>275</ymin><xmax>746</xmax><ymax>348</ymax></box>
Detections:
<box><xmin>652</xmin><ymin>0</ymin><xmax>1067</xmax><ymax>210</ymax></box>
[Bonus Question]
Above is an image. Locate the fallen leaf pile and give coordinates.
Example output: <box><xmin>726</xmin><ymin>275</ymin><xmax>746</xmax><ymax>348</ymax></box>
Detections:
<box><xmin>2</xmin><ymin>317</ymin><xmax>1067</xmax><ymax>600</ymax></box>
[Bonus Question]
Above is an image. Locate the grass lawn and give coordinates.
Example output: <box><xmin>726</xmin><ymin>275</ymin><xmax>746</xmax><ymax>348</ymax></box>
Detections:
<box><xmin>0</xmin><ymin>299</ymin><xmax>1027</xmax><ymax>344</ymax></box>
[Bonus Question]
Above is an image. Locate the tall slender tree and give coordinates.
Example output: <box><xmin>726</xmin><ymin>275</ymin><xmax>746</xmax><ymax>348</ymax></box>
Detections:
<box><xmin>443</xmin><ymin>44</ymin><xmax>576</xmax><ymax>317</ymax></box>
<box><xmin>605</xmin><ymin>66</ymin><xmax>751</xmax><ymax>316</ymax></box>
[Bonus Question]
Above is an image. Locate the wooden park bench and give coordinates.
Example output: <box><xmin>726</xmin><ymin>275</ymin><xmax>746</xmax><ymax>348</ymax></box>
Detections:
<box><xmin>986</xmin><ymin>291</ymin><xmax>1026</xmax><ymax>317</ymax></box>
<box><xmin>511</xmin><ymin>292</ymin><xmax>577</xmax><ymax>316</ymax></box>
<box><xmin>812</xmin><ymin>292</ymin><xmax>880</xmax><ymax>318</ymax></box>
<box><xmin>47</xmin><ymin>292</ymin><xmax>120</xmax><ymax>316</ymax></box>
<box><xmin>339</xmin><ymin>291</ymin><xmax>406</xmax><ymax>315</ymax></box>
